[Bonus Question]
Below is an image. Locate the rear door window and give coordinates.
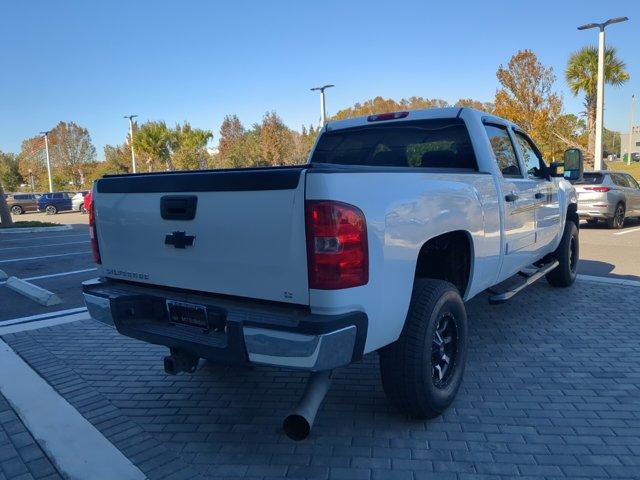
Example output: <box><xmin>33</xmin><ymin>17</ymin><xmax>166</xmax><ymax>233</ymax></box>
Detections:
<box><xmin>311</xmin><ymin>118</ymin><xmax>478</xmax><ymax>170</ymax></box>
<box><xmin>484</xmin><ymin>124</ymin><xmax>521</xmax><ymax>177</ymax></box>
<box><xmin>625</xmin><ymin>175</ymin><xmax>639</xmax><ymax>189</ymax></box>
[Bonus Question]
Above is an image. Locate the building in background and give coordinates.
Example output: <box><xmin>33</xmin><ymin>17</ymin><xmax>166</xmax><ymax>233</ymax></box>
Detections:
<box><xmin>620</xmin><ymin>126</ymin><xmax>640</xmax><ymax>158</ymax></box>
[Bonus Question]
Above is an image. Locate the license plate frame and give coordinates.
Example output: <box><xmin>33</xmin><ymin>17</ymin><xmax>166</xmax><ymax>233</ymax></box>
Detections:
<box><xmin>166</xmin><ymin>300</ymin><xmax>209</xmax><ymax>331</ymax></box>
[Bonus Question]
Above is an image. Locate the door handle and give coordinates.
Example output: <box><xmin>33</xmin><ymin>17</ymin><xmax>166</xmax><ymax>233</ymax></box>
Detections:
<box><xmin>534</xmin><ymin>192</ymin><xmax>544</xmax><ymax>199</ymax></box>
<box><xmin>505</xmin><ymin>193</ymin><xmax>518</xmax><ymax>202</ymax></box>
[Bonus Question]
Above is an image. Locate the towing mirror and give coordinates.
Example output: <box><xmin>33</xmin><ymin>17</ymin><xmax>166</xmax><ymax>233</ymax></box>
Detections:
<box><xmin>562</xmin><ymin>148</ymin><xmax>583</xmax><ymax>181</ymax></box>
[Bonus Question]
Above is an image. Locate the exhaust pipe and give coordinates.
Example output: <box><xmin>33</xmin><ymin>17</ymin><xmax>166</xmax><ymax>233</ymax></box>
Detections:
<box><xmin>163</xmin><ymin>349</ymin><xmax>199</xmax><ymax>375</ymax></box>
<box><xmin>283</xmin><ymin>370</ymin><xmax>332</xmax><ymax>441</ymax></box>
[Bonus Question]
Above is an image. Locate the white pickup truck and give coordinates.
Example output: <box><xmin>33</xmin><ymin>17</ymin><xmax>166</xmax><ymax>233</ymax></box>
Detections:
<box><xmin>83</xmin><ymin>108</ymin><xmax>581</xmax><ymax>440</ymax></box>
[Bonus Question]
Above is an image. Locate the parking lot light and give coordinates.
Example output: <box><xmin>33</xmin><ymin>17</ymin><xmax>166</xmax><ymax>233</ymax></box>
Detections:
<box><xmin>310</xmin><ymin>85</ymin><xmax>334</xmax><ymax>127</ymax></box>
<box><xmin>124</xmin><ymin>115</ymin><xmax>138</xmax><ymax>173</ymax></box>
<box><xmin>39</xmin><ymin>130</ymin><xmax>53</xmax><ymax>193</ymax></box>
<box><xmin>577</xmin><ymin>16</ymin><xmax>629</xmax><ymax>170</ymax></box>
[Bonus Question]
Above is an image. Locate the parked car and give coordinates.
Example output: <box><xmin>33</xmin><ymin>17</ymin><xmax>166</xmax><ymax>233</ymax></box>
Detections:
<box><xmin>37</xmin><ymin>192</ymin><xmax>74</xmax><ymax>214</ymax></box>
<box><xmin>4</xmin><ymin>193</ymin><xmax>40</xmax><ymax>215</ymax></box>
<box><xmin>572</xmin><ymin>171</ymin><xmax>640</xmax><ymax>228</ymax></box>
<box><xmin>83</xmin><ymin>108</ymin><xmax>581</xmax><ymax>440</ymax></box>
<box><xmin>84</xmin><ymin>190</ymin><xmax>92</xmax><ymax>214</ymax></box>
<box><xmin>72</xmin><ymin>191</ymin><xmax>90</xmax><ymax>213</ymax></box>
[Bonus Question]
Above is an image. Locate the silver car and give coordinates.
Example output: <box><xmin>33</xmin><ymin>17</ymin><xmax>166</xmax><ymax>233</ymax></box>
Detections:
<box><xmin>573</xmin><ymin>171</ymin><xmax>640</xmax><ymax>228</ymax></box>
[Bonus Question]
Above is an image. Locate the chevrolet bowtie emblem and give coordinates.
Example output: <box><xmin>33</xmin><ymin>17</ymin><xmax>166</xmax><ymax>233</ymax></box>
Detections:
<box><xmin>165</xmin><ymin>231</ymin><xmax>195</xmax><ymax>249</ymax></box>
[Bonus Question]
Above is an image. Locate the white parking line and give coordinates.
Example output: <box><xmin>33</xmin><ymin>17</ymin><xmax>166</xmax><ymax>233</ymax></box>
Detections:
<box><xmin>0</xmin><ymin>233</ymin><xmax>87</xmax><ymax>242</ymax></box>
<box><xmin>1</xmin><ymin>307</ymin><xmax>88</xmax><ymax>327</ymax></box>
<box><xmin>0</xmin><ymin>340</ymin><xmax>145</xmax><ymax>480</ymax></box>
<box><xmin>0</xmin><ymin>251</ymin><xmax>91</xmax><ymax>264</ymax></box>
<box><xmin>23</xmin><ymin>268</ymin><xmax>97</xmax><ymax>281</ymax></box>
<box><xmin>1</xmin><ymin>240</ymin><xmax>89</xmax><ymax>251</ymax></box>
<box><xmin>614</xmin><ymin>226</ymin><xmax>640</xmax><ymax>236</ymax></box>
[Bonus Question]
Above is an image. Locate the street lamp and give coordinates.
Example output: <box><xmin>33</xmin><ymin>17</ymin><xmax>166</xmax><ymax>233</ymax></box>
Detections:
<box><xmin>39</xmin><ymin>130</ymin><xmax>53</xmax><ymax>193</ymax></box>
<box><xmin>628</xmin><ymin>94</ymin><xmax>636</xmax><ymax>165</ymax></box>
<box><xmin>124</xmin><ymin>115</ymin><xmax>138</xmax><ymax>173</ymax></box>
<box><xmin>310</xmin><ymin>85</ymin><xmax>334</xmax><ymax>127</ymax></box>
<box><xmin>577</xmin><ymin>16</ymin><xmax>629</xmax><ymax>170</ymax></box>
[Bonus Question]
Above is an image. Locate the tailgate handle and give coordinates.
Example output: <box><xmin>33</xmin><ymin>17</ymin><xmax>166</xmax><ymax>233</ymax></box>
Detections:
<box><xmin>161</xmin><ymin>196</ymin><xmax>198</xmax><ymax>220</ymax></box>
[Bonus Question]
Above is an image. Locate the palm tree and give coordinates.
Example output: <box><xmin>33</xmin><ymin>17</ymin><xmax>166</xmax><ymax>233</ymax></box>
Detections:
<box><xmin>566</xmin><ymin>46</ymin><xmax>630</xmax><ymax>162</ymax></box>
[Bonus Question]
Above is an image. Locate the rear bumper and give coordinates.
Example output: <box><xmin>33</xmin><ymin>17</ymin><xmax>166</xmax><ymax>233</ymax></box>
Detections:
<box><xmin>577</xmin><ymin>201</ymin><xmax>614</xmax><ymax>219</ymax></box>
<box><xmin>82</xmin><ymin>278</ymin><xmax>367</xmax><ymax>371</ymax></box>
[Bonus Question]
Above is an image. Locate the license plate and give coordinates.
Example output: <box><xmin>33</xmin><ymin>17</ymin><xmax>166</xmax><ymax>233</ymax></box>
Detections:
<box><xmin>166</xmin><ymin>300</ymin><xmax>209</xmax><ymax>330</ymax></box>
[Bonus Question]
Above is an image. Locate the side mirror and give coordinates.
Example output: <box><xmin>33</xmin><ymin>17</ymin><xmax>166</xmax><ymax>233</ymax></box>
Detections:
<box><xmin>562</xmin><ymin>148</ymin><xmax>583</xmax><ymax>181</ymax></box>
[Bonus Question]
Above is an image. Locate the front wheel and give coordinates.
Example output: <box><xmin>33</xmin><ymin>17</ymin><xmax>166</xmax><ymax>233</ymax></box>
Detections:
<box><xmin>45</xmin><ymin>205</ymin><xmax>58</xmax><ymax>215</ymax></box>
<box><xmin>379</xmin><ymin>279</ymin><xmax>468</xmax><ymax>418</ymax></box>
<box><xmin>546</xmin><ymin>221</ymin><xmax>579</xmax><ymax>287</ymax></box>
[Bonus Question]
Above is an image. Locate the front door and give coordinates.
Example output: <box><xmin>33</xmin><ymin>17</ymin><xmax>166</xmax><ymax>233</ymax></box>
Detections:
<box><xmin>484</xmin><ymin>123</ymin><xmax>538</xmax><ymax>280</ymax></box>
<box><xmin>512</xmin><ymin>130</ymin><xmax>561</xmax><ymax>254</ymax></box>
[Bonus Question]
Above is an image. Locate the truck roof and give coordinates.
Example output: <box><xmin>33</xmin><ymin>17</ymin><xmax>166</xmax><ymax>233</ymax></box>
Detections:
<box><xmin>325</xmin><ymin>107</ymin><xmax>522</xmax><ymax>132</ymax></box>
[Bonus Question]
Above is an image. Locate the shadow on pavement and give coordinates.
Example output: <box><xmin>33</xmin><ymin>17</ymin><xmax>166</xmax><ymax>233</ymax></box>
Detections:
<box><xmin>578</xmin><ymin>259</ymin><xmax>640</xmax><ymax>282</ymax></box>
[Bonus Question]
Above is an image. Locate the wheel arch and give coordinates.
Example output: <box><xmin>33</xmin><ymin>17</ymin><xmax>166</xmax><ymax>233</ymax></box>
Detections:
<box><xmin>413</xmin><ymin>230</ymin><xmax>474</xmax><ymax>298</ymax></box>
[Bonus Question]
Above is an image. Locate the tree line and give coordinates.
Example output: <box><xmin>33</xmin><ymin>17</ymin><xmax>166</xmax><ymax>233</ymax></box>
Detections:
<box><xmin>1</xmin><ymin>44</ymin><xmax>630</xmax><ymax>226</ymax></box>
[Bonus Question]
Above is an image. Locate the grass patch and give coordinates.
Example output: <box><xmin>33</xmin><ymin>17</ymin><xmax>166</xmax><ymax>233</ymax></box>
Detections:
<box><xmin>0</xmin><ymin>220</ymin><xmax>60</xmax><ymax>228</ymax></box>
<box><xmin>605</xmin><ymin>161</ymin><xmax>640</xmax><ymax>180</ymax></box>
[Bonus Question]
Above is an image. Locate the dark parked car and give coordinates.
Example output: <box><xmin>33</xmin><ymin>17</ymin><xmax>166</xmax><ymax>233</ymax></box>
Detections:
<box><xmin>4</xmin><ymin>193</ymin><xmax>40</xmax><ymax>215</ymax></box>
<box><xmin>37</xmin><ymin>192</ymin><xmax>74</xmax><ymax>214</ymax></box>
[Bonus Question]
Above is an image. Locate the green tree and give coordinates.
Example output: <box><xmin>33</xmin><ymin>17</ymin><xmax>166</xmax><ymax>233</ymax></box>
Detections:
<box><xmin>132</xmin><ymin>121</ymin><xmax>172</xmax><ymax>171</ymax></box>
<box><xmin>49</xmin><ymin>121</ymin><xmax>97</xmax><ymax>187</ymax></box>
<box><xmin>260</xmin><ymin>111</ymin><xmax>294</xmax><ymax>166</ymax></box>
<box><xmin>17</xmin><ymin>136</ymin><xmax>50</xmax><ymax>191</ymax></box>
<box><xmin>218</xmin><ymin>115</ymin><xmax>245</xmax><ymax>165</ymax></box>
<box><xmin>170</xmin><ymin>123</ymin><xmax>213</xmax><ymax>170</ymax></box>
<box><xmin>0</xmin><ymin>152</ymin><xmax>23</xmax><ymax>191</ymax></box>
<box><xmin>566</xmin><ymin>45</ymin><xmax>630</xmax><ymax>161</ymax></box>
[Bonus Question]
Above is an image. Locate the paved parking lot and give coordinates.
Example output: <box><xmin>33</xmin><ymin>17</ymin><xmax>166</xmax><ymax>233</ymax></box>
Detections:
<box><xmin>1</xmin><ymin>216</ymin><xmax>639</xmax><ymax>479</ymax></box>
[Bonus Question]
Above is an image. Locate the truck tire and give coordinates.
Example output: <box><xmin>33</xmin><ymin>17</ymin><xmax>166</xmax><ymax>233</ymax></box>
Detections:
<box><xmin>546</xmin><ymin>221</ymin><xmax>578</xmax><ymax>287</ymax></box>
<box><xmin>379</xmin><ymin>279</ymin><xmax>468</xmax><ymax>419</ymax></box>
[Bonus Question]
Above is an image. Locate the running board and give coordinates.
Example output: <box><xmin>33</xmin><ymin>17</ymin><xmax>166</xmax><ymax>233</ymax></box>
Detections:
<box><xmin>488</xmin><ymin>260</ymin><xmax>559</xmax><ymax>304</ymax></box>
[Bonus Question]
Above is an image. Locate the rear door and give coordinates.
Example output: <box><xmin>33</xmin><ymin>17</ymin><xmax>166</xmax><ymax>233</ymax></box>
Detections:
<box><xmin>621</xmin><ymin>174</ymin><xmax>640</xmax><ymax>215</ymax></box>
<box><xmin>512</xmin><ymin>130</ymin><xmax>561</xmax><ymax>253</ymax></box>
<box><xmin>484</xmin><ymin>123</ymin><xmax>538</xmax><ymax>277</ymax></box>
<box><xmin>94</xmin><ymin>167</ymin><xmax>310</xmax><ymax>305</ymax></box>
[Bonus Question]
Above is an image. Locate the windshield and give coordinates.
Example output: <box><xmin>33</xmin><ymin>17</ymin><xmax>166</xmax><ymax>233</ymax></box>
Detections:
<box><xmin>311</xmin><ymin>118</ymin><xmax>478</xmax><ymax>170</ymax></box>
<box><xmin>572</xmin><ymin>172</ymin><xmax>604</xmax><ymax>185</ymax></box>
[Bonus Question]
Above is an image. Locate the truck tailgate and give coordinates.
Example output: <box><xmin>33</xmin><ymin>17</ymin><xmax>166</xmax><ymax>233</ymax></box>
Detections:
<box><xmin>93</xmin><ymin>167</ymin><xmax>310</xmax><ymax>305</ymax></box>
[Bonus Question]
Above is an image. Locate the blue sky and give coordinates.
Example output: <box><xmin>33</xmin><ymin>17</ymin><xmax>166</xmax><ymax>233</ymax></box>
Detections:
<box><xmin>1</xmin><ymin>0</ymin><xmax>638</xmax><ymax>156</ymax></box>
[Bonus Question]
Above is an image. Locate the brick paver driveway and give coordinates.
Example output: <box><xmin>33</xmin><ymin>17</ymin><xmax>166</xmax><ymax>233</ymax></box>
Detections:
<box><xmin>2</xmin><ymin>279</ymin><xmax>640</xmax><ymax>480</ymax></box>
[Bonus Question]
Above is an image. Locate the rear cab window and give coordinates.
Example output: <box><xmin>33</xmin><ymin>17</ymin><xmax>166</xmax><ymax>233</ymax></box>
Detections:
<box><xmin>311</xmin><ymin>118</ymin><xmax>478</xmax><ymax>170</ymax></box>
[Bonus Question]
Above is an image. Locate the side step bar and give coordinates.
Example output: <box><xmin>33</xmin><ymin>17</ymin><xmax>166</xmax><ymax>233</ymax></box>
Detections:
<box><xmin>488</xmin><ymin>260</ymin><xmax>559</xmax><ymax>304</ymax></box>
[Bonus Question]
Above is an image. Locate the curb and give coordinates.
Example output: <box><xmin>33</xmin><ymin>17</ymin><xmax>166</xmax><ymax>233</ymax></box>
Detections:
<box><xmin>0</xmin><ymin>224</ymin><xmax>72</xmax><ymax>234</ymax></box>
<box><xmin>5</xmin><ymin>277</ymin><xmax>62</xmax><ymax>306</ymax></box>
<box><xmin>577</xmin><ymin>274</ymin><xmax>640</xmax><ymax>288</ymax></box>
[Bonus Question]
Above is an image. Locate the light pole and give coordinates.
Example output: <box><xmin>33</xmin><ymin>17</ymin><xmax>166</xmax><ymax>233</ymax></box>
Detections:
<box><xmin>578</xmin><ymin>16</ymin><xmax>629</xmax><ymax>170</ymax></box>
<box><xmin>39</xmin><ymin>130</ymin><xmax>53</xmax><ymax>193</ymax></box>
<box><xmin>310</xmin><ymin>85</ymin><xmax>334</xmax><ymax>127</ymax></box>
<box><xmin>124</xmin><ymin>115</ymin><xmax>138</xmax><ymax>173</ymax></box>
<box><xmin>28</xmin><ymin>169</ymin><xmax>34</xmax><ymax>193</ymax></box>
<box><xmin>628</xmin><ymin>94</ymin><xmax>636</xmax><ymax>165</ymax></box>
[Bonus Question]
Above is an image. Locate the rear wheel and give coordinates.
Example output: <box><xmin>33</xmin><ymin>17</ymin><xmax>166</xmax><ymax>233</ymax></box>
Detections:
<box><xmin>10</xmin><ymin>205</ymin><xmax>23</xmax><ymax>215</ymax></box>
<box><xmin>546</xmin><ymin>221</ymin><xmax>579</xmax><ymax>287</ymax></box>
<box><xmin>379</xmin><ymin>279</ymin><xmax>468</xmax><ymax>418</ymax></box>
<box><xmin>80</xmin><ymin>204</ymin><xmax>87</xmax><ymax>214</ymax></box>
<box><xmin>45</xmin><ymin>205</ymin><xmax>58</xmax><ymax>215</ymax></box>
<box><xmin>607</xmin><ymin>203</ymin><xmax>625</xmax><ymax>229</ymax></box>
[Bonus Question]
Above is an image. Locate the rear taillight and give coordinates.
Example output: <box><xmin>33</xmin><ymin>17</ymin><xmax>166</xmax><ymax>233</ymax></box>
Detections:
<box><xmin>88</xmin><ymin>198</ymin><xmax>101</xmax><ymax>264</ymax></box>
<box><xmin>305</xmin><ymin>201</ymin><xmax>368</xmax><ymax>289</ymax></box>
<box><xmin>584</xmin><ymin>186</ymin><xmax>610</xmax><ymax>192</ymax></box>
